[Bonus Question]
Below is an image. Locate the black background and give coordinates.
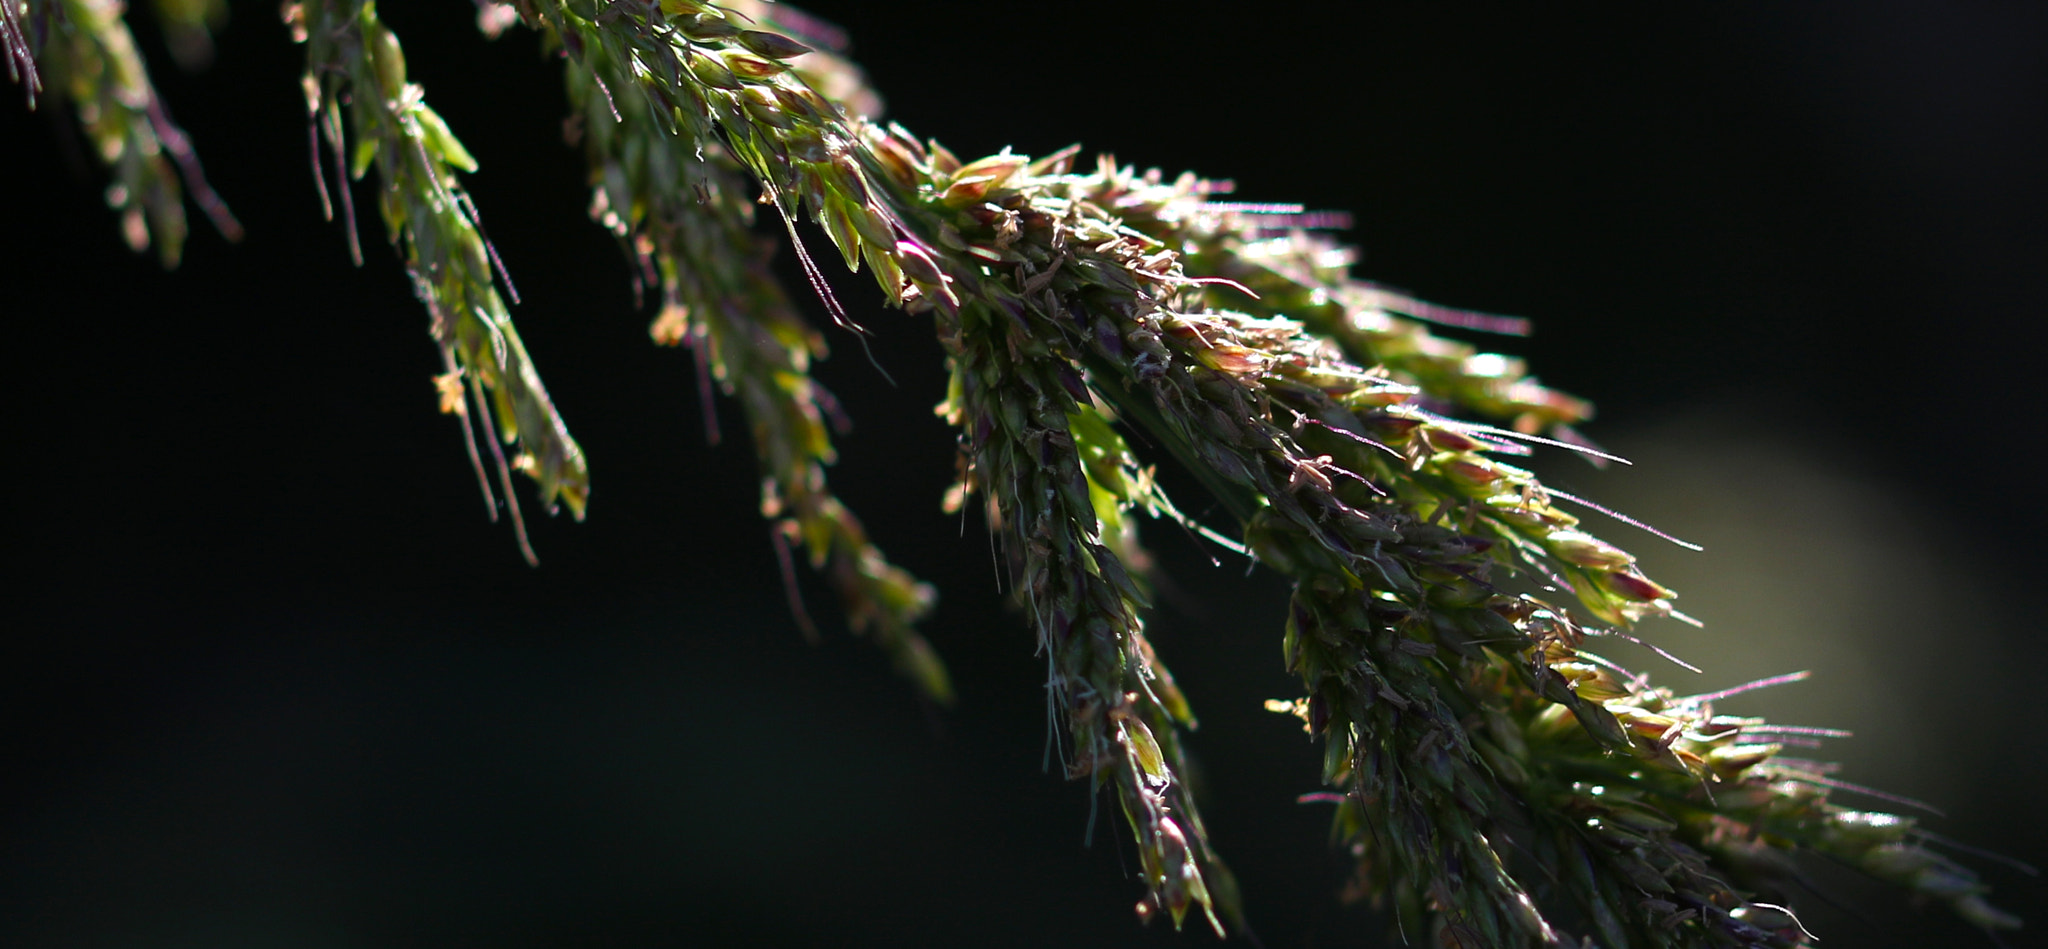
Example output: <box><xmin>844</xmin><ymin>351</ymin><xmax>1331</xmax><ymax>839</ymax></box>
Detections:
<box><xmin>5</xmin><ymin>2</ymin><xmax>2045</xmax><ymax>947</ymax></box>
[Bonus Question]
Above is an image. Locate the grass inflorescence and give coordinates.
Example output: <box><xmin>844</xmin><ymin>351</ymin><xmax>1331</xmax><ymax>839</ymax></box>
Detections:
<box><xmin>12</xmin><ymin>1</ymin><xmax>2022</xmax><ymax>945</ymax></box>
<box><xmin>288</xmin><ymin>0</ymin><xmax>588</xmax><ymax>564</ymax></box>
<box><xmin>494</xmin><ymin>2</ymin><xmax>2016</xmax><ymax>942</ymax></box>
<box><xmin>531</xmin><ymin>0</ymin><xmax>948</xmax><ymax>701</ymax></box>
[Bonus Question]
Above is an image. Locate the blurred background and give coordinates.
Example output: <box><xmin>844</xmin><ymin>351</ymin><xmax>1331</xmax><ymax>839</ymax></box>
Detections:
<box><xmin>4</xmin><ymin>2</ymin><xmax>2043</xmax><ymax>946</ymax></box>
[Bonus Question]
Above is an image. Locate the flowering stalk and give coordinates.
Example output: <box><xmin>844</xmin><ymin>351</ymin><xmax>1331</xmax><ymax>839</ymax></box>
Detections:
<box><xmin>526</xmin><ymin>1</ymin><xmax>947</xmax><ymax>699</ymax></box>
<box><xmin>14</xmin><ymin>1</ymin><xmax>2020</xmax><ymax>942</ymax></box>
<box><xmin>504</xmin><ymin>1</ymin><xmax>1234</xmax><ymax>924</ymax></box>
<box><xmin>19</xmin><ymin>0</ymin><xmax>239</xmax><ymax>265</ymax></box>
<box><xmin>938</xmin><ymin>287</ymin><xmax>1238</xmax><ymax>932</ymax></box>
<box><xmin>287</xmin><ymin>0</ymin><xmax>587</xmax><ymax>563</ymax></box>
<box><xmin>514</xmin><ymin>2</ymin><xmax>2018</xmax><ymax>943</ymax></box>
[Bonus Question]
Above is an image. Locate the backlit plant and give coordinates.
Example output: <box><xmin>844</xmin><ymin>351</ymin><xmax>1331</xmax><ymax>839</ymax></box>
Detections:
<box><xmin>7</xmin><ymin>1</ymin><xmax>2023</xmax><ymax>945</ymax></box>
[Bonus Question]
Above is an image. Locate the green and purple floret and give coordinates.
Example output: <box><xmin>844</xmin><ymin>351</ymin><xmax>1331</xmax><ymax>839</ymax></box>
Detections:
<box><xmin>11</xmin><ymin>0</ymin><xmax>2022</xmax><ymax>944</ymax></box>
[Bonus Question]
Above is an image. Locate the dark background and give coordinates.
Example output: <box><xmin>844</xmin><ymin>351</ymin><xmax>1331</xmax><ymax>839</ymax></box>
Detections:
<box><xmin>5</xmin><ymin>2</ymin><xmax>2044</xmax><ymax>947</ymax></box>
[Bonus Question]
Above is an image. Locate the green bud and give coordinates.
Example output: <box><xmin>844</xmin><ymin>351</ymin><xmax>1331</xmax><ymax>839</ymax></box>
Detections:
<box><xmin>1546</xmin><ymin>530</ymin><xmax>1634</xmax><ymax>569</ymax></box>
<box><xmin>737</xmin><ymin>29</ymin><xmax>812</xmax><ymax>60</ymax></box>
<box><xmin>763</xmin><ymin>89</ymin><xmax>819</xmax><ymax>134</ymax></box>
<box><xmin>369</xmin><ymin>25</ymin><xmax>406</xmax><ymax>101</ymax></box>
<box><xmin>1825</xmin><ymin>809</ymin><xmax>1911</xmax><ymax>846</ymax></box>
<box><xmin>1337</xmin><ymin>385</ymin><xmax>1414</xmax><ymax>410</ymax></box>
<box><xmin>1433</xmin><ymin>451</ymin><xmax>1503</xmax><ymax>491</ymax></box>
<box><xmin>861</xmin><ymin>240</ymin><xmax>906</xmax><ymax>307</ymax></box>
<box><xmin>1554</xmin><ymin>662</ymin><xmax>1630</xmax><ymax>702</ymax></box>
<box><xmin>870</xmin><ymin>133</ymin><xmax>924</xmax><ymax>190</ymax></box>
<box><xmin>1705</xmin><ymin>742</ymin><xmax>1780</xmax><ymax>778</ymax></box>
<box><xmin>1121</xmin><ymin>719</ymin><xmax>1166</xmax><ymax>783</ymax></box>
<box><xmin>940</xmin><ymin>154</ymin><xmax>1025</xmax><ymax>206</ymax></box>
<box><xmin>1607</xmin><ymin>704</ymin><xmax>1679</xmax><ymax>740</ymax></box>
<box><xmin>1192</xmin><ymin>343</ymin><xmax>1266</xmax><ymax>375</ymax></box>
<box><xmin>784</xmin><ymin>125</ymin><xmax>829</xmax><ymax>164</ymax></box>
<box><xmin>818</xmin><ymin>196</ymin><xmax>863</xmax><ymax>272</ymax></box>
<box><xmin>676</xmin><ymin>13</ymin><xmax>739</xmax><ymax>40</ymax></box>
<box><xmin>1476</xmin><ymin>737</ymin><xmax>1530</xmax><ymax>787</ymax></box>
<box><xmin>1484</xmin><ymin>494</ymin><xmax>1577</xmax><ymax>531</ymax></box>
<box><xmin>685</xmin><ymin>46</ymin><xmax>742</xmax><ymax>90</ymax></box>
<box><xmin>414</xmin><ymin>105</ymin><xmax>477</xmax><ymax>173</ymax></box>
<box><xmin>722</xmin><ymin>50</ymin><xmax>785</xmax><ymax>82</ymax></box>
<box><xmin>737</xmin><ymin>86</ymin><xmax>792</xmax><ymax>129</ymax></box>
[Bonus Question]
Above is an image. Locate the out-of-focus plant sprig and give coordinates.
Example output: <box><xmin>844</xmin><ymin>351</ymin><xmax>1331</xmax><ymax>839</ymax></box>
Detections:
<box><xmin>286</xmin><ymin>0</ymin><xmax>587</xmax><ymax>564</ymax></box>
<box><xmin>15</xmin><ymin>0</ymin><xmax>240</xmax><ymax>266</ymax></box>
<box><xmin>4</xmin><ymin>0</ymin><xmax>39</xmax><ymax>102</ymax></box>
<box><xmin>146</xmin><ymin>0</ymin><xmax>225</xmax><ymax>69</ymax></box>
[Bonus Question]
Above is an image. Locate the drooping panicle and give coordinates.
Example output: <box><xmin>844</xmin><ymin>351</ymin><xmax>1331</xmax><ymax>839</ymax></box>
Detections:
<box><xmin>4</xmin><ymin>0</ymin><xmax>40</xmax><ymax>103</ymax></box>
<box><xmin>522</xmin><ymin>2</ymin><xmax>2019</xmax><ymax>941</ymax></box>
<box><xmin>934</xmin><ymin>280</ymin><xmax>1238</xmax><ymax>934</ymax></box>
<box><xmin>290</xmin><ymin>0</ymin><xmax>587</xmax><ymax>562</ymax></box>
<box><xmin>14</xmin><ymin>3</ymin><xmax>2016</xmax><ymax>940</ymax></box>
<box><xmin>294</xmin><ymin>3</ymin><xmax>2014</xmax><ymax>942</ymax></box>
<box><xmin>524</xmin><ymin>2</ymin><xmax>947</xmax><ymax>699</ymax></box>
<box><xmin>147</xmin><ymin>0</ymin><xmax>228</xmax><ymax>70</ymax></box>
